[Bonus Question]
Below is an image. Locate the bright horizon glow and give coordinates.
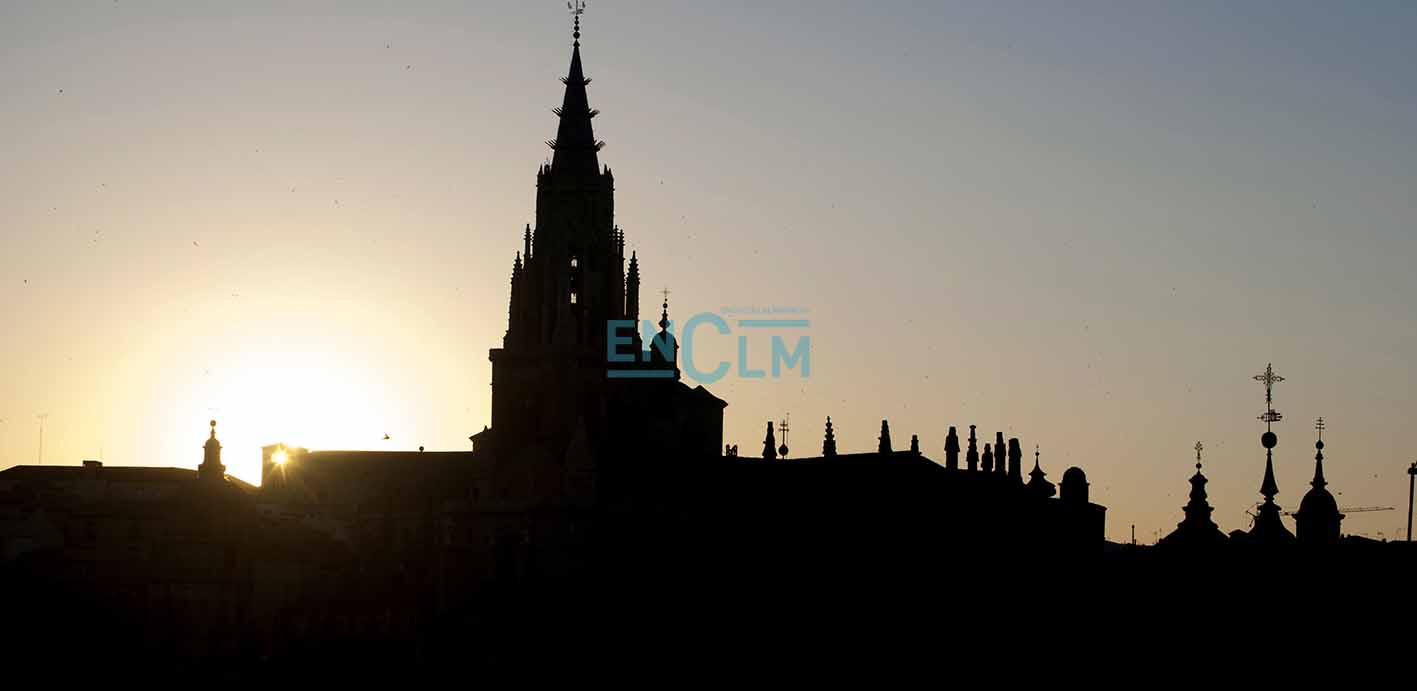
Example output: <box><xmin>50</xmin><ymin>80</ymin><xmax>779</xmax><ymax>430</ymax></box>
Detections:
<box><xmin>3</xmin><ymin>2</ymin><xmax>1417</xmax><ymax>544</ymax></box>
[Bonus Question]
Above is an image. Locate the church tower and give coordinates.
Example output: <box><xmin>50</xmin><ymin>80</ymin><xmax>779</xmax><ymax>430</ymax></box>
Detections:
<box><xmin>1295</xmin><ymin>418</ymin><xmax>1344</xmax><ymax>545</ymax></box>
<box><xmin>486</xmin><ymin>9</ymin><xmax>716</xmax><ymax>464</ymax></box>
<box><xmin>198</xmin><ymin>419</ymin><xmax>225</xmax><ymax>483</ymax></box>
<box><xmin>1157</xmin><ymin>442</ymin><xmax>1228</xmax><ymax>550</ymax></box>
<box><xmin>500</xmin><ymin>9</ymin><xmax>624</xmax><ymax>356</ymax></box>
<box><xmin>1247</xmin><ymin>364</ymin><xmax>1296</xmax><ymax>546</ymax></box>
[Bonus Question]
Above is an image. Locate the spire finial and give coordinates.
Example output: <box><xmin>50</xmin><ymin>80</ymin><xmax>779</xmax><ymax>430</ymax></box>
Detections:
<box><xmin>209</xmin><ymin>419</ymin><xmax>217</xmax><ymax>439</ymax></box>
<box><xmin>1026</xmin><ymin>443</ymin><xmax>1055</xmax><ymax>498</ymax></box>
<box><xmin>1312</xmin><ymin>416</ymin><xmax>1327</xmax><ymax>488</ymax></box>
<box><xmin>1254</xmin><ymin>362</ymin><xmax>1285</xmax><ymax>433</ymax></box>
<box><xmin>778</xmin><ymin>414</ymin><xmax>790</xmax><ymax>459</ymax></box>
<box><xmin>659</xmin><ymin>287</ymin><xmax>671</xmax><ymax>331</ymax></box>
<box><xmin>570</xmin><ymin>1</ymin><xmax>586</xmax><ymax>46</ymax></box>
<box><xmin>1194</xmin><ymin>440</ymin><xmax>1204</xmax><ymax>472</ymax></box>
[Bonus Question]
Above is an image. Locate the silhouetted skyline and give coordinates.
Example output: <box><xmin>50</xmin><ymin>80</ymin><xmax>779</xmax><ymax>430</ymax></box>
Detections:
<box><xmin>4</xmin><ymin>1</ymin><xmax>1417</xmax><ymax>544</ymax></box>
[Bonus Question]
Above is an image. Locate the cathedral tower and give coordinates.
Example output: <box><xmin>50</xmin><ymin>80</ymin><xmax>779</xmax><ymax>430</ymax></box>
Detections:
<box><xmin>485</xmin><ymin>10</ymin><xmax>719</xmax><ymax>464</ymax></box>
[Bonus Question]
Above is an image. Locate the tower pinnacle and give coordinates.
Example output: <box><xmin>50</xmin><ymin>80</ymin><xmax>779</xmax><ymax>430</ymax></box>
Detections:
<box><xmin>570</xmin><ymin>0</ymin><xmax>585</xmax><ymax>46</ymax></box>
<box><xmin>198</xmin><ymin>419</ymin><xmax>225</xmax><ymax>482</ymax></box>
<box><xmin>548</xmin><ymin>1</ymin><xmax>603</xmax><ymax>176</ymax></box>
<box><xmin>1248</xmin><ymin>362</ymin><xmax>1295</xmax><ymax>545</ymax></box>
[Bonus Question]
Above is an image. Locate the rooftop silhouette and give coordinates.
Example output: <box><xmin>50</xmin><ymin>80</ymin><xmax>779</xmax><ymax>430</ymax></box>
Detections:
<box><xmin>3</xmin><ymin>6</ymin><xmax>1416</xmax><ymax>680</ymax></box>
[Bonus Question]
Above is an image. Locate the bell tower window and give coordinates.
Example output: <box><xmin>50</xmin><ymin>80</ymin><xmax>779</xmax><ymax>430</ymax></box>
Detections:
<box><xmin>569</xmin><ymin>255</ymin><xmax>580</xmax><ymax>304</ymax></box>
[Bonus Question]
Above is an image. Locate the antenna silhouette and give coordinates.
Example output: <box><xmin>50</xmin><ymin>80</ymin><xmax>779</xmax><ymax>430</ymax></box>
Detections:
<box><xmin>36</xmin><ymin>413</ymin><xmax>49</xmax><ymax>465</ymax></box>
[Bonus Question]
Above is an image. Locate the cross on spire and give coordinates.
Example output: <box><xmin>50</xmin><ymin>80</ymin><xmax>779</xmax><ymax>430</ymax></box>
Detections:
<box><xmin>1194</xmin><ymin>441</ymin><xmax>1204</xmax><ymax>471</ymax></box>
<box><xmin>1315</xmin><ymin>416</ymin><xmax>1325</xmax><ymax>440</ymax></box>
<box><xmin>1254</xmin><ymin>362</ymin><xmax>1285</xmax><ymax>404</ymax></box>
<box><xmin>658</xmin><ymin>287</ymin><xmax>671</xmax><ymax>331</ymax></box>
<box><xmin>1254</xmin><ymin>362</ymin><xmax>1285</xmax><ymax>429</ymax></box>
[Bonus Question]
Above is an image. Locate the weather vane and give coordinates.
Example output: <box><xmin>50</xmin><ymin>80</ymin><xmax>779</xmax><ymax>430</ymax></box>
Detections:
<box><xmin>569</xmin><ymin>1</ymin><xmax>587</xmax><ymax>44</ymax></box>
<box><xmin>1253</xmin><ymin>362</ymin><xmax>1284</xmax><ymax>429</ymax></box>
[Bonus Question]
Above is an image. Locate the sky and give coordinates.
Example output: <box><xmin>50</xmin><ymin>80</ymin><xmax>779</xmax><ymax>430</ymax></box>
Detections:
<box><xmin>3</xmin><ymin>0</ymin><xmax>1416</xmax><ymax>543</ymax></box>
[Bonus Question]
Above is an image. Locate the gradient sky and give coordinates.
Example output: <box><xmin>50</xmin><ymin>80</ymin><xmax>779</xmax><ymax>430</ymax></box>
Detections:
<box><xmin>3</xmin><ymin>1</ymin><xmax>1416</xmax><ymax>543</ymax></box>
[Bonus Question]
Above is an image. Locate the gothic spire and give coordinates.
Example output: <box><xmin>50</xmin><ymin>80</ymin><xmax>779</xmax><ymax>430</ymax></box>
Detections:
<box><xmin>822</xmin><ymin>416</ymin><xmax>837</xmax><ymax>457</ymax></box>
<box><xmin>506</xmin><ymin>253</ymin><xmax>523</xmax><ymax>345</ymax></box>
<box><xmin>625</xmin><ymin>251</ymin><xmax>640</xmax><ymax>321</ymax></box>
<box><xmin>548</xmin><ymin>4</ymin><xmax>603</xmax><ymax>177</ymax></box>
<box><xmin>982</xmin><ymin>443</ymin><xmax>994</xmax><ymax>473</ymax></box>
<box><xmin>910</xmin><ymin>434</ymin><xmax>920</xmax><ymax>454</ymax></box>
<box><xmin>944</xmin><ymin>426</ymin><xmax>960</xmax><ymax>470</ymax></box>
<box><xmin>761</xmin><ymin>421</ymin><xmax>776</xmax><ymax>460</ymax></box>
<box><xmin>878</xmin><ymin>420</ymin><xmax>892</xmax><ymax>454</ymax></box>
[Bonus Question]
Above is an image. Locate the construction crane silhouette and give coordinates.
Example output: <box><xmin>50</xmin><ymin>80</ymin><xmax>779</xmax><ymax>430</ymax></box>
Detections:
<box><xmin>1281</xmin><ymin>506</ymin><xmax>1394</xmax><ymax>517</ymax></box>
<box><xmin>1245</xmin><ymin>504</ymin><xmax>1394</xmax><ymax>526</ymax></box>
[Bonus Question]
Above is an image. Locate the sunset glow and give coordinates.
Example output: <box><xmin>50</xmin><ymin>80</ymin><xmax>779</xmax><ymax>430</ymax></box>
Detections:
<box><xmin>4</xmin><ymin>1</ymin><xmax>1417</xmax><ymax>543</ymax></box>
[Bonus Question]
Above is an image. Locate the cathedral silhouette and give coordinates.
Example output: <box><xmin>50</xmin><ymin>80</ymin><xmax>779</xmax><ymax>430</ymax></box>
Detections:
<box><xmin>4</xmin><ymin>11</ymin><xmax>1415</xmax><ymax>680</ymax></box>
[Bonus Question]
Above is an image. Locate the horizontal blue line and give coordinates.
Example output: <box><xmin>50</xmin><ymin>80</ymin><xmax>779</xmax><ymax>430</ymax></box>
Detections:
<box><xmin>606</xmin><ymin>370</ymin><xmax>676</xmax><ymax>379</ymax></box>
<box><xmin>737</xmin><ymin>319</ymin><xmax>811</xmax><ymax>328</ymax></box>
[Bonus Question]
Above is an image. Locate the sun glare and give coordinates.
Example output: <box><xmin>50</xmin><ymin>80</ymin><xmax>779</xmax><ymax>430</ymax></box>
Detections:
<box><xmin>271</xmin><ymin>449</ymin><xmax>289</xmax><ymax>465</ymax></box>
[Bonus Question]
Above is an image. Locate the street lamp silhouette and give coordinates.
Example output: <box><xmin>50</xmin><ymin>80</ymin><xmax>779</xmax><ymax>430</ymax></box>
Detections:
<box><xmin>1407</xmin><ymin>460</ymin><xmax>1416</xmax><ymax>543</ymax></box>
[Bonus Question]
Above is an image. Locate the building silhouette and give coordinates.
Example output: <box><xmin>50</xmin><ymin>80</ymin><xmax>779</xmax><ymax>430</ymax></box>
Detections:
<box><xmin>55</xmin><ymin>11</ymin><xmax>1417</xmax><ymax>679</ymax></box>
<box><xmin>1295</xmin><ymin>427</ymin><xmax>1344</xmax><ymax>545</ymax></box>
<box><xmin>1156</xmin><ymin>444</ymin><xmax>1228</xmax><ymax>550</ymax></box>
